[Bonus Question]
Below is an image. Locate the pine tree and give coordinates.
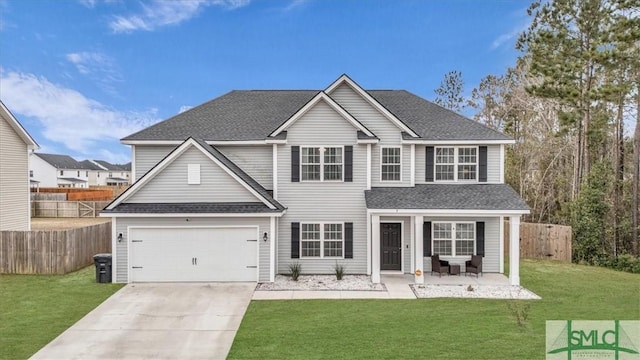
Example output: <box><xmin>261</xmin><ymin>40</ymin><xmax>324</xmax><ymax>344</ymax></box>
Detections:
<box><xmin>434</xmin><ymin>70</ymin><xmax>465</xmax><ymax>112</ymax></box>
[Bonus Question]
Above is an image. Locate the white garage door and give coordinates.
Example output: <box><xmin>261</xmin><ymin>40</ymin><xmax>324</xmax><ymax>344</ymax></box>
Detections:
<box><xmin>129</xmin><ymin>227</ymin><xmax>258</xmax><ymax>282</ymax></box>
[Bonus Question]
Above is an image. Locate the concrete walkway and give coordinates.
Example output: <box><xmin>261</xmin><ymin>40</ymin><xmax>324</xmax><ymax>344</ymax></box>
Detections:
<box><xmin>253</xmin><ymin>274</ymin><xmax>416</xmax><ymax>300</ymax></box>
<box><xmin>30</xmin><ymin>283</ymin><xmax>255</xmax><ymax>360</ymax></box>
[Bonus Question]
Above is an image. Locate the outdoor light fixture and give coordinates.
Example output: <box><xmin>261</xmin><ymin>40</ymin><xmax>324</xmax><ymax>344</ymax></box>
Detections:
<box><xmin>263</xmin><ymin>232</ymin><xmax>268</xmax><ymax>242</ymax></box>
<box><xmin>117</xmin><ymin>233</ymin><xmax>123</xmax><ymax>242</ymax></box>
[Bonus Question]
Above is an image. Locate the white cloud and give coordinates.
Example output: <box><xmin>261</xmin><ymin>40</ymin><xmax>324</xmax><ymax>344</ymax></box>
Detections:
<box><xmin>178</xmin><ymin>105</ymin><xmax>193</xmax><ymax>113</ymax></box>
<box><xmin>283</xmin><ymin>0</ymin><xmax>309</xmax><ymax>12</ymax></box>
<box><xmin>109</xmin><ymin>0</ymin><xmax>250</xmax><ymax>33</ymax></box>
<box><xmin>0</xmin><ymin>70</ymin><xmax>159</xmax><ymax>156</ymax></box>
<box><xmin>66</xmin><ymin>51</ymin><xmax>123</xmax><ymax>96</ymax></box>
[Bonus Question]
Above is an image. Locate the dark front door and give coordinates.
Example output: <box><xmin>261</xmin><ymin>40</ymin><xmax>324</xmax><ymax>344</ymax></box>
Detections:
<box><xmin>381</xmin><ymin>223</ymin><xmax>402</xmax><ymax>271</ymax></box>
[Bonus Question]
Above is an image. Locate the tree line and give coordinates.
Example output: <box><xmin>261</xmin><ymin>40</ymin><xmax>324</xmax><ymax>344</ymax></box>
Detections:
<box><xmin>434</xmin><ymin>0</ymin><xmax>639</xmax><ymax>267</ymax></box>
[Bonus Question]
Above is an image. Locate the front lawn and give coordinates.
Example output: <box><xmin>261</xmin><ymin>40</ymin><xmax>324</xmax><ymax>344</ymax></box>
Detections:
<box><xmin>229</xmin><ymin>259</ymin><xmax>640</xmax><ymax>359</ymax></box>
<box><xmin>0</xmin><ymin>267</ymin><xmax>123</xmax><ymax>360</ymax></box>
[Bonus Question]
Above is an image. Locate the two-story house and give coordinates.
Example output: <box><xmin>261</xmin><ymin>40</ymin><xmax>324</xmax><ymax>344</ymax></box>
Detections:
<box><xmin>30</xmin><ymin>153</ymin><xmax>90</xmax><ymax>188</ymax></box>
<box><xmin>101</xmin><ymin>75</ymin><xmax>529</xmax><ymax>285</ymax></box>
<box><xmin>83</xmin><ymin>160</ymin><xmax>131</xmax><ymax>186</ymax></box>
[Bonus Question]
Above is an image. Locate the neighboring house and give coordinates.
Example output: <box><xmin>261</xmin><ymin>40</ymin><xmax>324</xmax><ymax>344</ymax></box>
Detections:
<box><xmin>0</xmin><ymin>101</ymin><xmax>39</xmax><ymax>231</ymax></box>
<box><xmin>92</xmin><ymin>160</ymin><xmax>131</xmax><ymax>186</ymax></box>
<box><xmin>79</xmin><ymin>160</ymin><xmax>105</xmax><ymax>186</ymax></box>
<box><xmin>102</xmin><ymin>75</ymin><xmax>529</xmax><ymax>285</ymax></box>
<box><xmin>30</xmin><ymin>153</ymin><xmax>89</xmax><ymax>188</ymax></box>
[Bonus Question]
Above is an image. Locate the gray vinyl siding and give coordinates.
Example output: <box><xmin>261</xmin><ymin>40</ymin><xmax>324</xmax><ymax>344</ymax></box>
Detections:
<box><xmin>487</xmin><ymin>145</ymin><xmax>501</xmax><ymax>183</ymax></box>
<box><xmin>128</xmin><ymin>146</ymin><xmax>258</xmax><ymax>203</ymax></box>
<box><xmin>380</xmin><ymin>216</ymin><xmax>412</xmax><ymax>274</ymax></box>
<box><xmin>217</xmin><ymin>145</ymin><xmax>273</xmax><ymax>189</ymax></box>
<box><xmin>423</xmin><ymin>217</ymin><xmax>500</xmax><ymax>273</ymax></box>
<box><xmin>415</xmin><ymin>145</ymin><xmax>502</xmax><ymax>184</ymax></box>
<box><xmin>277</xmin><ymin>99</ymin><xmax>368</xmax><ymax>275</ymax></box>
<box><xmin>0</xmin><ymin>116</ymin><xmax>30</xmax><ymax>231</ymax></box>
<box><xmin>113</xmin><ymin>217</ymin><xmax>272</xmax><ymax>283</ymax></box>
<box><xmin>134</xmin><ymin>145</ymin><xmax>175</xmax><ymax>179</ymax></box>
<box><xmin>330</xmin><ymin>83</ymin><xmax>411</xmax><ymax>187</ymax></box>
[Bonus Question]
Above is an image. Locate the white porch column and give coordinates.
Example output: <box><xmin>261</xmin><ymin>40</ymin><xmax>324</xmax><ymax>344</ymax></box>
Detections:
<box><xmin>414</xmin><ymin>215</ymin><xmax>424</xmax><ymax>284</ymax></box>
<box><xmin>269</xmin><ymin>216</ymin><xmax>276</xmax><ymax>282</ymax></box>
<box><xmin>509</xmin><ymin>215</ymin><xmax>521</xmax><ymax>286</ymax></box>
<box><xmin>371</xmin><ymin>215</ymin><xmax>381</xmax><ymax>283</ymax></box>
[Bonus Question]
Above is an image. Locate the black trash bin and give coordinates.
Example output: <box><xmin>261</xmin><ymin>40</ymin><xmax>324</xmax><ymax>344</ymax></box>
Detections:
<box><xmin>93</xmin><ymin>253</ymin><xmax>112</xmax><ymax>283</ymax></box>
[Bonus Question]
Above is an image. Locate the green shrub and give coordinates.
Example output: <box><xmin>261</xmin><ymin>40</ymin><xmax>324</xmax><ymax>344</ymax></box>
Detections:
<box><xmin>289</xmin><ymin>262</ymin><xmax>302</xmax><ymax>281</ymax></box>
<box><xmin>596</xmin><ymin>254</ymin><xmax>640</xmax><ymax>274</ymax></box>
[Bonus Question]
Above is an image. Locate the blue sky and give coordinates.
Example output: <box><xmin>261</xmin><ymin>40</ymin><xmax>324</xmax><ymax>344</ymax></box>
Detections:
<box><xmin>0</xmin><ymin>0</ymin><xmax>529</xmax><ymax>163</ymax></box>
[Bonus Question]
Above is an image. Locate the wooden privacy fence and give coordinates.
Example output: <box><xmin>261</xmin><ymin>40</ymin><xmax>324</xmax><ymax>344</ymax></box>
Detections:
<box><xmin>31</xmin><ymin>201</ymin><xmax>111</xmax><ymax>218</ymax></box>
<box><xmin>505</xmin><ymin>221</ymin><xmax>572</xmax><ymax>262</ymax></box>
<box><xmin>0</xmin><ymin>222</ymin><xmax>111</xmax><ymax>274</ymax></box>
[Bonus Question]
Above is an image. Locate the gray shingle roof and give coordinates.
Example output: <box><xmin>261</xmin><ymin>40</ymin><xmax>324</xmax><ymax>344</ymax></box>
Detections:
<box><xmin>122</xmin><ymin>89</ymin><xmax>511</xmax><ymax>142</ymax></box>
<box><xmin>367</xmin><ymin>90</ymin><xmax>512</xmax><ymax>141</ymax></box>
<box><xmin>365</xmin><ymin>184</ymin><xmax>529</xmax><ymax>211</ymax></box>
<box><xmin>94</xmin><ymin>160</ymin><xmax>126</xmax><ymax>171</ymax></box>
<box><xmin>78</xmin><ymin>160</ymin><xmax>103</xmax><ymax>171</ymax></box>
<box><xmin>123</xmin><ymin>90</ymin><xmax>319</xmax><ymax>141</ymax></box>
<box><xmin>35</xmin><ymin>153</ymin><xmax>83</xmax><ymax>169</ymax></box>
<box><xmin>102</xmin><ymin>202</ymin><xmax>281</xmax><ymax>214</ymax></box>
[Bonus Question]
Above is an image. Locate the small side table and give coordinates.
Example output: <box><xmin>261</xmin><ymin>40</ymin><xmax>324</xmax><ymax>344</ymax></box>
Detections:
<box><xmin>449</xmin><ymin>264</ymin><xmax>461</xmax><ymax>276</ymax></box>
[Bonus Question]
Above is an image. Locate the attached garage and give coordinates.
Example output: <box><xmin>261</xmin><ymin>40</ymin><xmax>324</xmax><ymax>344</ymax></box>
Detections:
<box><xmin>129</xmin><ymin>227</ymin><xmax>259</xmax><ymax>282</ymax></box>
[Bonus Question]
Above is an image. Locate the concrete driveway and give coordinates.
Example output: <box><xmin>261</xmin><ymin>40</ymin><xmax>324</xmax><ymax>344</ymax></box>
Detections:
<box><xmin>30</xmin><ymin>283</ymin><xmax>256</xmax><ymax>360</ymax></box>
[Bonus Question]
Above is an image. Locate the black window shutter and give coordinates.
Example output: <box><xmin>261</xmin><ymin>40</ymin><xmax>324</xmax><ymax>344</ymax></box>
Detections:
<box><xmin>291</xmin><ymin>146</ymin><xmax>300</xmax><ymax>182</ymax></box>
<box><xmin>423</xmin><ymin>221</ymin><xmax>432</xmax><ymax>257</ymax></box>
<box><xmin>476</xmin><ymin>222</ymin><xmax>485</xmax><ymax>256</ymax></box>
<box><xmin>344</xmin><ymin>146</ymin><xmax>353</xmax><ymax>182</ymax></box>
<box><xmin>344</xmin><ymin>222</ymin><xmax>353</xmax><ymax>258</ymax></box>
<box><xmin>425</xmin><ymin>147</ymin><xmax>434</xmax><ymax>182</ymax></box>
<box><xmin>291</xmin><ymin>222</ymin><xmax>300</xmax><ymax>258</ymax></box>
<box><xmin>479</xmin><ymin>146</ymin><xmax>487</xmax><ymax>182</ymax></box>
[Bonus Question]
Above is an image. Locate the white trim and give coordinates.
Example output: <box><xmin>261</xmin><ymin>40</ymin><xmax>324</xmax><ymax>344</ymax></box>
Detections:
<box><xmin>402</xmin><ymin>139</ymin><xmax>516</xmax><ymax>145</ymax></box>
<box><xmin>380</xmin><ymin>146</ymin><xmax>402</xmax><ymax>183</ymax></box>
<box><xmin>299</xmin><ymin>222</ymin><xmax>346</xmax><ymax>259</ymax></box>
<box><xmin>431</xmin><ymin>221</ymin><xmax>476</xmax><ymax>257</ymax></box>
<box><xmin>366</xmin><ymin>144</ymin><xmax>371</xmax><ymax>190</ymax></box>
<box><xmin>122</xmin><ymin>140</ymin><xmax>183</xmax><ymax>145</ymax></box>
<box><xmin>272</xmin><ymin>144</ymin><xmax>278</xmax><ymax>200</ymax></box>
<box><xmin>131</xmin><ymin>145</ymin><xmax>136</xmax><ymax>182</ymax></box>
<box><xmin>509</xmin><ymin>216</ymin><xmax>521</xmax><ymax>285</ymax></box>
<box><xmin>499</xmin><ymin>215</ymin><xmax>504</xmax><ymax>274</ymax></box>
<box><xmin>366</xmin><ymin>212</ymin><xmax>371</xmax><ymax>275</ymax></box>
<box><xmin>380</xmin><ymin>221</ymin><xmax>405</xmax><ymax>273</ymax></box>
<box><xmin>414</xmin><ymin>215</ymin><xmax>424</xmax><ymax>284</ymax></box>
<box><xmin>270</xmin><ymin>92</ymin><xmax>375</xmax><ymax>137</ymax></box>
<box><xmin>410</xmin><ymin>144</ymin><xmax>415</xmax><ymax>186</ymax></box>
<box><xmin>264</xmin><ymin>139</ymin><xmax>287</xmax><ymax>145</ymax></box>
<box><xmin>324</xmin><ymin>75</ymin><xmax>419</xmax><ymax>137</ymax></box>
<box><xmin>127</xmin><ymin>225</ymin><xmax>260</xmax><ymax>283</ymax></box>
<box><xmin>106</xmin><ymin>138</ymin><xmax>277</xmax><ymax>210</ymax></box>
<box><xmin>356</xmin><ymin>139</ymin><xmax>379</xmax><ymax>144</ymax></box>
<box><xmin>300</xmin><ymin>145</ymin><xmax>344</xmax><ymax>182</ymax></box>
<box><xmin>434</xmin><ymin>146</ymin><xmax>479</xmax><ymax>183</ymax></box>
<box><xmin>111</xmin><ymin>218</ymin><xmax>118</xmax><ymax>282</ymax></box>
<box><xmin>0</xmin><ymin>101</ymin><xmax>39</xmax><ymax>149</ymax></box>
<box><xmin>499</xmin><ymin>144</ymin><xmax>505</xmax><ymax>183</ymax></box>
<box><xmin>122</xmin><ymin>139</ymin><xmax>285</xmax><ymax>146</ymax></box>
<box><xmin>371</xmin><ymin>215</ymin><xmax>381</xmax><ymax>283</ymax></box>
<box><xmin>367</xmin><ymin>209</ymin><xmax>530</xmax><ymax>216</ymax></box>
<box><xmin>101</xmin><ymin>212</ymin><xmax>284</xmax><ymax>218</ymax></box>
<box><xmin>269</xmin><ymin>216</ymin><xmax>276</xmax><ymax>282</ymax></box>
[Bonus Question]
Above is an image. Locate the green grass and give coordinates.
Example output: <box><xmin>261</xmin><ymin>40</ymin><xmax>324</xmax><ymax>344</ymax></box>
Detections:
<box><xmin>0</xmin><ymin>267</ymin><xmax>123</xmax><ymax>360</ymax></box>
<box><xmin>228</xmin><ymin>259</ymin><xmax>640</xmax><ymax>359</ymax></box>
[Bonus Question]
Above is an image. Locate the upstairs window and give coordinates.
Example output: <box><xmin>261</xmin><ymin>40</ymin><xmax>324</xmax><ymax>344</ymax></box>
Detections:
<box><xmin>29</xmin><ymin>170</ymin><xmax>33</xmax><ymax>178</ymax></box>
<box><xmin>435</xmin><ymin>147</ymin><xmax>477</xmax><ymax>181</ymax></box>
<box><xmin>301</xmin><ymin>146</ymin><xmax>343</xmax><ymax>181</ymax></box>
<box><xmin>381</xmin><ymin>147</ymin><xmax>401</xmax><ymax>181</ymax></box>
<box><xmin>60</xmin><ymin>170</ymin><xmax>64</xmax><ymax>176</ymax></box>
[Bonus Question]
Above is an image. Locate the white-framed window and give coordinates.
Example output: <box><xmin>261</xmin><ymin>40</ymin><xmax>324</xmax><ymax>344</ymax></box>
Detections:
<box><xmin>300</xmin><ymin>222</ymin><xmax>344</xmax><ymax>258</ymax></box>
<box><xmin>301</xmin><ymin>146</ymin><xmax>343</xmax><ymax>182</ymax></box>
<box><xmin>433</xmin><ymin>222</ymin><xmax>475</xmax><ymax>257</ymax></box>
<box><xmin>60</xmin><ymin>170</ymin><xmax>64</xmax><ymax>176</ymax></box>
<box><xmin>29</xmin><ymin>170</ymin><xmax>33</xmax><ymax>178</ymax></box>
<box><xmin>435</xmin><ymin>147</ymin><xmax>477</xmax><ymax>181</ymax></box>
<box><xmin>381</xmin><ymin>147</ymin><xmax>401</xmax><ymax>181</ymax></box>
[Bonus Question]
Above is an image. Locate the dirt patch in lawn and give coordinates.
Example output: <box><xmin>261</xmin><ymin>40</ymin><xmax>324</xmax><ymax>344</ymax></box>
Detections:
<box><xmin>30</xmin><ymin>218</ymin><xmax>111</xmax><ymax>230</ymax></box>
